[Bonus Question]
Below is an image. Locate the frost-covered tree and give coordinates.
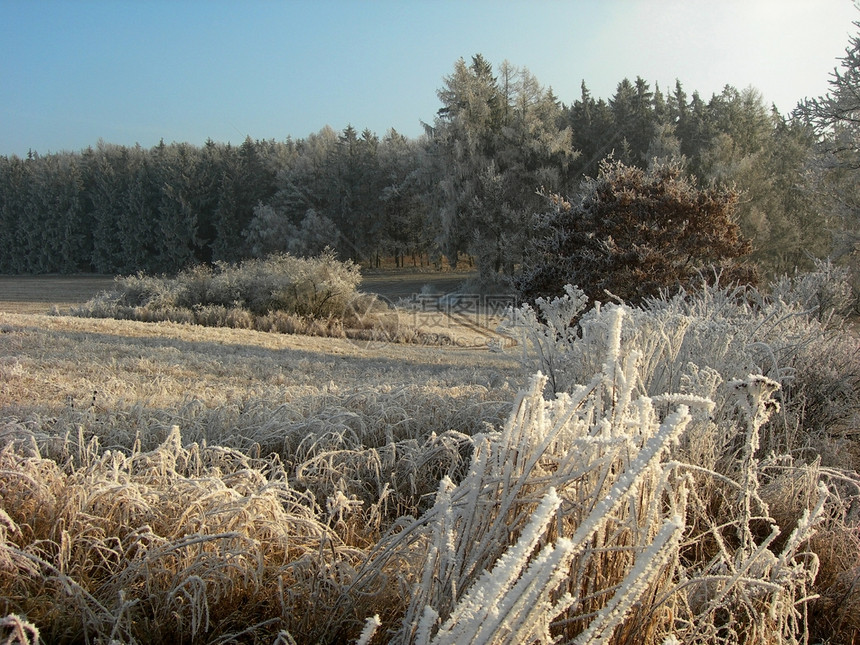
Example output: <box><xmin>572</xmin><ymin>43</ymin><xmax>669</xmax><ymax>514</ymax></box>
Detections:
<box><xmin>288</xmin><ymin>209</ymin><xmax>341</xmax><ymax>257</ymax></box>
<box><xmin>798</xmin><ymin>20</ymin><xmax>860</xmax><ymax>265</ymax></box>
<box><xmin>153</xmin><ymin>143</ymin><xmax>202</xmax><ymax>272</ymax></box>
<box><xmin>0</xmin><ymin>155</ymin><xmax>31</xmax><ymax>272</ymax></box>
<box><xmin>426</xmin><ymin>55</ymin><xmax>502</xmax><ymax>268</ymax></box>
<box><xmin>243</xmin><ymin>202</ymin><xmax>297</xmax><ymax>257</ymax></box>
<box><xmin>120</xmin><ymin>150</ymin><xmax>160</xmax><ymax>272</ymax></box>
<box><xmin>89</xmin><ymin>142</ymin><xmax>134</xmax><ymax>273</ymax></box>
<box><xmin>427</xmin><ymin>55</ymin><xmax>576</xmax><ymax>282</ymax></box>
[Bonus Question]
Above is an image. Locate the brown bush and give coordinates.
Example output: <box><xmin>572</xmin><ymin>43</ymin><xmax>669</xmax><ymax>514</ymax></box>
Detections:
<box><xmin>517</xmin><ymin>159</ymin><xmax>757</xmax><ymax>305</ymax></box>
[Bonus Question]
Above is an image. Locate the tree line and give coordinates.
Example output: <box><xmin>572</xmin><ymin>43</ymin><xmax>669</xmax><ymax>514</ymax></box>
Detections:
<box><xmin>1</xmin><ymin>47</ymin><xmax>855</xmax><ymax>281</ymax></box>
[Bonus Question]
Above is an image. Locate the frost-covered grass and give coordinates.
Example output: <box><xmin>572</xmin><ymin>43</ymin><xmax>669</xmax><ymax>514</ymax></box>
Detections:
<box><xmin>502</xmin><ymin>264</ymin><xmax>860</xmax><ymax>469</ymax></box>
<box><xmin>1</xmin><ymin>267</ymin><xmax>859</xmax><ymax>643</ymax></box>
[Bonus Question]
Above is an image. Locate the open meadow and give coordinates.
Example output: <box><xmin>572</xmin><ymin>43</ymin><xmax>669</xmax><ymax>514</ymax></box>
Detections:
<box><xmin>1</xmin><ymin>272</ymin><xmax>859</xmax><ymax>644</ymax></box>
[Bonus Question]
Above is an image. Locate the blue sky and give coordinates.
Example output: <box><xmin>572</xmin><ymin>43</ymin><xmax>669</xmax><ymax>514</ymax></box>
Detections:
<box><xmin>1</xmin><ymin>0</ymin><xmax>857</xmax><ymax>156</ymax></box>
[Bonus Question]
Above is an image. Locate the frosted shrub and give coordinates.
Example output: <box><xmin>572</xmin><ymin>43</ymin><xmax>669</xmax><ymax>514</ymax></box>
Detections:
<box><xmin>642</xmin><ymin>279</ymin><xmax>860</xmax><ymax>462</ymax></box>
<box><xmin>503</xmin><ymin>277</ymin><xmax>860</xmax><ymax>463</ymax></box>
<box><xmin>73</xmin><ymin>251</ymin><xmax>446</xmax><ymax>343</ymax></box>
<box><xmin>516</xmin><ymin>159</ymin><xmax>757</xmax><ymax>305</ymax></box>
<box><xmin>173</xmin><ymin>249</ymin><xmax>361</xmax><ymax>317</ymax></box>
<box><xmin>498</xmin><ymin>284</ymin><xmax>589</xmax><ymax>393</ymax></box>
<box><xmin>74</xmin><ymin>250</ymin><xmax>372</xmax><ymax>332</ymax></box>
<box><xmin>769</xmin><ymin>257</ymin><xmax>856</xmax><ymax>321</ymax></box>
<box><xmin>113</xmin><ymin>270</ymin><xmax>184</xmax><ymax>309</ymax></box>
<box><xmin>499</xmin><ymin>280</ymin><xmax>860</xmax><ymax>642</ymax></box>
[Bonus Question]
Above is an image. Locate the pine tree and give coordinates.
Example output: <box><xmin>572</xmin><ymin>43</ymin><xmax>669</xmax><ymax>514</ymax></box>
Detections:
<box><xmin>377</xmin><ymin>128</ymin><xmax>431</xmax><ymax>267</ymax></box>
<box><xmin>0</xmin><ymin>155</ymin><xmax>30</xmax><ymax>272</ymax></box>
<box><xmin>565</xmin><ymin>81</ymin><xmax>616</xmax><ymax>177</ymax></box>
<box><xmin>120</xmin><ymin>149</ymin><xmax>160</xmax><ymax>272</ymax></box>
<box><xmin>155</xmin><ymin>143</ymin><xmax>201</xmax><ymax>272</ymax></box>
<box><xmin>429</xmin><ymin>55</ymin><xmax>504</xmax><ymax>267</ymax></box>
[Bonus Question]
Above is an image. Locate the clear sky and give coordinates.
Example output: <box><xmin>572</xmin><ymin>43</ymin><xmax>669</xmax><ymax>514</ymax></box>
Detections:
<box><xmin>1</xmin><ymin>0</ymin><xmax>857</xmax><ymax>157</ymax></box>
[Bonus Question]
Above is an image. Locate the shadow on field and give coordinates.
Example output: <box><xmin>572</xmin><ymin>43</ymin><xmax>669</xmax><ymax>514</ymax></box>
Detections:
<box><xmin>0</xmin><ymin>271</ymin><xmax>477</xmax><ymax>314</ymax></box>
<box><xmin>34</xmin><ymin>324</ymin><xmax>522</xmax><ymax>387</ymax></box>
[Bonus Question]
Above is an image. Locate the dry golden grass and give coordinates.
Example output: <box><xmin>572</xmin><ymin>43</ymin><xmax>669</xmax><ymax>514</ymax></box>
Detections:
<box><xmin>0</xmin><ymin>311</ymin><xmax>523</xmax><ymax>643</ymax></box>
<box><xmin>0</xmin><ymin>311</ymin><xmax>519</xmax><ymax>450</ymax></box>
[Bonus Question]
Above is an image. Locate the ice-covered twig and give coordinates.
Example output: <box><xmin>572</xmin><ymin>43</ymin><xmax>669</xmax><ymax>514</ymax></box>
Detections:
<box><xmin>573</xmin><ymin>515</ymin><xmax>684</xmax><ymax>645</ymax></box>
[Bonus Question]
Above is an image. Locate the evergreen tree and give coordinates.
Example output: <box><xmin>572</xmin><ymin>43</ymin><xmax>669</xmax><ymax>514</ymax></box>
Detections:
<box><xmin>608</xmin><ymin>78</ymin><xmax>637</xmax><ymax>165</ymax></box>
<box><xmin>53</xmin><ymin>154</ymin><xmax>91</xmax><ymax>272</ymax></box>
<box><xmin>120</xmin><ymin>148</ymin><xmax>160</xmax><ymax>272</ymax></box>
<box><xmin>678</xmin><ymin>91</ymin><xmax>717</xmax><ymax>178</ymax></box>
<box><xmin>210</xmin><ymin>138</ymin><xmax>278</xmax><ymax>262</ymax></box>
<box><xmin>377</xmin><ymin>128</ymin><xmax>432</xmax><ymax>266</ymax></box>
<box><xmin>755</xmin><ymin>113</ymin><xmax>829</xmax><ymax>274</ymax></box>
<box><xmin>89</xmin><ymin>142</ymin><xmax>132</xmax><ymax>273</ymax></box>
<box><xmin>631</xmin><ymin>76</ymin><xmax>656</xmax><ymax>161</ymax></box>
<box><xmin>191</xmin><ymin>138</ymin><xmax>225</xmax><ymax>263</ymax></box>
<box><xmin>155</xmin><ymin>143</ymin><xmax>201</xmax><ymax>272</ymax></box>
<box><xmin>429</xmin><ymin>55</ymin><xmax>503</xmax><ymax>267</ymax></box>
<box><xmin>429</xmin><ymin>55</ymin><xmax>576</xmax><ymax>281</ymax></box>
<box><xmin>211</xmin><ymin>151</ymin><xmax>243</xmax><ymax>263</ymax></box>
<box><xmin>0</xmin><ymin>155</ymin><xmax>30</xmax><ymax>272</ymax></box>
<box><xmin>565</xmin><ymin>81</ymin><xmax>616</xmax><ymax>177</ymax></box>
<box><xmin>16</xmin><ymin>153</ymin><xmax>51</xmax><ymax>272</ymax></box>
<box><xmin>265</xmin><ymin>125</ymin><xmax>339</xmax><ymax>250</ymax></box>
<box><xmin>329</xmin><ymin>125</ymin><xmax>384</xmax><ymax>261</ymax></box>
<box><xmin>668</xmin><ymin>79</ymin><xmax>688</xmax><ymax>126</ymax></box>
